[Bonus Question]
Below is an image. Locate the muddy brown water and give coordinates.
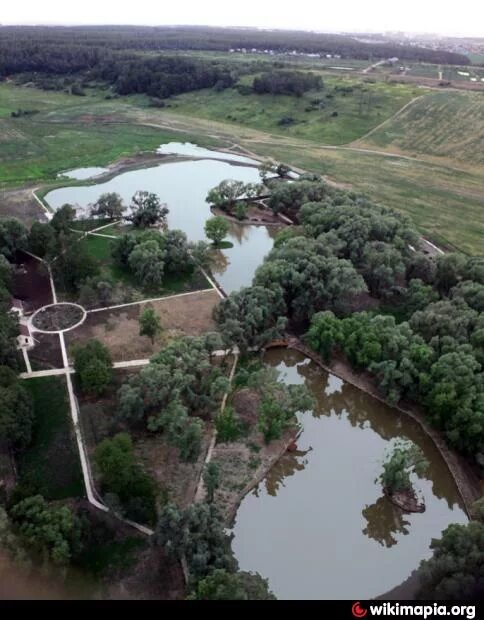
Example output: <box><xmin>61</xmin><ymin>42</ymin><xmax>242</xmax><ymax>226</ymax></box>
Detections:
<box><xmin>231</xmin><ymin>349</ymin><xmax>468</xmax><ymax>600</ymax></box>
<box><xmin>43</xmin><ymin>145</ymin><xmax>469</xmax><ymax>600</ymax></box>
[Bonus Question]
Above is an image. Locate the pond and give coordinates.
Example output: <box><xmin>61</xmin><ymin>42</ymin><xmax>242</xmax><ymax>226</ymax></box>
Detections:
<box><xmin>231</xmin><ymin>348</ymin><xmax>468</xmax><ymax>600</ymax></box>
<box><xmin>156</xmin><ymin>141</ymin><xmax>258</xmax><ymax>165</ymax></box>
<box><xmin>45</xmin><ymin>155</ymin><xmax>274</xmax><ymax>294</ymax></box>
<box><xmin>58</xmin><ymin>167</ymin><xmax>109</xmax><ymax>180</ymax></box>
<box><xmin>45</xmin><ymin>144</ymin><xmax>468</xmax><ymax>600</ymax></box>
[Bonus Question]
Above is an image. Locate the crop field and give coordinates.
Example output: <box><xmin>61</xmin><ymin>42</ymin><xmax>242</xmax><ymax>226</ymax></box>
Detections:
<box><xmin>241</xmin><ymin>138</ymin><xmax>484</xmax><ymax>254</ymax></box>
<box><xmin>357</xmin><ymin>91</ymin><xmax>484</xmax><ymax>165</ymax></box>
<box><xmin>442</xmin><ymin>65</ymin><xmax>484</xmax><ymax>83</ymax></box>
<box><xmin>180</xmin><ymin>50</ymin><xmax>371</xmax><ymax>70</ymax></box>
<box><xmin>170</xmin><ymin>76</ymin><xmax>420</xmax><ymax>145</ymax></box>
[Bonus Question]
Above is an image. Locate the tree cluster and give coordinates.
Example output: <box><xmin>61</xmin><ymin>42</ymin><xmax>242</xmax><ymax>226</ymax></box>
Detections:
<box><xmin>117</xmin><ymin>334</ymin><xmax>228</xmax><ymax>462</ymax></box>
<box><xmin>95</xmin><ymin>432</ymin><xmax>157</xmax><ymax>524</ymax></box>
<box><xmin>156</xmin><ymin>501</ymin><xmax>275</xmax><ymax>598</ymax></box>
<box><xmin>112</xmin><ymin>228</ymin><xmax>195</xmax><ymax>291</ymax></box>
<box><xmin>379</xmin><ymin>440</ymin><xmax>428</xmax><ymax>495</ymax></box>
<box><xmin>0</xmin><ymin>365</ymin><xmax>34</xmax><ymax>452</ymax></box>
<box><xmin>307</xmin><ymin>259</ymin><xmax>484</xmax><ymax>463</ymax></box>
<box><xmin>9</xmin><ymin>495</ymin><xmax>82</xmax><ymax>567</ymax></box>
<box><xmin>72</xmin><ymin>340</ymin><xmax>112</xmax><ymax>396</ymax></box>
<box><xmin>417</xmin><ymin>500</ymin><xmax>484</xmax><ymax>600</ymax></box>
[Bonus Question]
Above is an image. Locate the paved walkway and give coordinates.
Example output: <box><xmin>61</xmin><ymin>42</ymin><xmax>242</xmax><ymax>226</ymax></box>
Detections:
<box><xmin>194</xmin><ymin>353</ymin><xmax>239</xmax><ymax>503</ymax></box>
<box><xmin>87</xmin><ymin>288</ymin><xmax>215</xmax><ymax>314</ymax></box>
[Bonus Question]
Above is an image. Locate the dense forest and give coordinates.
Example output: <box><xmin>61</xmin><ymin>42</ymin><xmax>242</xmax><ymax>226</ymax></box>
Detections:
<box><xmin>0</xmin><ymin>26</ymin><xmax>469</xmax><ymax>78</ymax></box>
<box><xmin>211</xmin><ymin>174</ymin><xmax>484</xmax><ymax>472</ymax></box>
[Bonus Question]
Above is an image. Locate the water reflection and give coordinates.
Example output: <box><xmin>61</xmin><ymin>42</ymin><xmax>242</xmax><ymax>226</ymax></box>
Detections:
<box><xmin>44</xmin><ymin>158</ymin><xmax>273</xmax><ymax>293</ymax></box>
<box><xmin>362</xmin><ymin>496</ymin><xmax>411</xmax><ymax>549</ymax></box>
<box><xmin>263</xmin><ymin>447</ymin><xmax>312</xmax><ymax>497</ymax></box>
<box><xmin>231</xmin><ymin>349</ymin><xmax>467</xmax><ymax>600</ymax></box>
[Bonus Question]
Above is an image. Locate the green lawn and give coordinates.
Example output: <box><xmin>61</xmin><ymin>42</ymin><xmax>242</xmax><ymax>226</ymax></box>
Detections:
<box><xmin>170</xmin><ymin>76</ymin><xmax>420</xmax><ymax>145</ymax></box>
<box><xmin>19</xmin><ymin>376</ymin><xmax>84</xmax><ymax>500</ymax></box>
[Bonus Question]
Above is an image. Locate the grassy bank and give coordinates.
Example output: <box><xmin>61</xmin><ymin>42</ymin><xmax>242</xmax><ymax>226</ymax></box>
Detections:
<box><xmin>170</xmin><ymin>76</ymin><xmax>421</xmax><ymax>145</ymax></box>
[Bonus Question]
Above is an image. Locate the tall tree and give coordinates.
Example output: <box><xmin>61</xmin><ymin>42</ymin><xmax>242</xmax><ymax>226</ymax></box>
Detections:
<box><xmin>139</xmin><ymin>305</ymin><xmax>162</xmax><ymax>344</ymax></box>
<box><xmin>90</xmin><ymin>192</ymin><xmax>125</xmax><ymax>219</ymax></box>
<box><xmin>204</xmin><ymin>216</ymin><xmax>230</xmax><ymax>247</ymax></box>
<box><xmin>95</xmin><ymin>432</ymin><xmax>157</xmax><ymax>524</ymax></box>
<box><xmin>190</xmin><ymin>568</ymin><xmax>276</xmax><ymax>600</ymax></box>
<box><xmin>72</xmin><ymin>340</ymin><xmax>112</xmax><ymax>396</ymax></box>
<box><xmin>128</xmin><ymin>191</ymin><xmax>169</xmax><ymax>229</ymax></box>
<box><xmin>213</xmin><ymin>286</ymin><xmax>287</xmax><ymax>354</ymax></box>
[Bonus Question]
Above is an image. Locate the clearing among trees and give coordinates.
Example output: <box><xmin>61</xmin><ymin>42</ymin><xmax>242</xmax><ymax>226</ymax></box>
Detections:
<box><xmin>65</xmin><ymin>290</ymin><xmax>220</xmax><ymax>362</ymax></box>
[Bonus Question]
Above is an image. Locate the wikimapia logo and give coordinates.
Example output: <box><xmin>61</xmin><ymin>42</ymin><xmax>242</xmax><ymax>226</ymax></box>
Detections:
<box><xmin>351</xmin><ymin>602</ymin><xmax>476</xmax><ymax>620</ymax></box>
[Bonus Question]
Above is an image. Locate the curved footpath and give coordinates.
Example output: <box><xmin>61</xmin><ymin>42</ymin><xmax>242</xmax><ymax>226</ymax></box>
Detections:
<box><xmin>266</xmin><ymin>338</ymin><xmax>481</xmax><ymax>518</ymax></box>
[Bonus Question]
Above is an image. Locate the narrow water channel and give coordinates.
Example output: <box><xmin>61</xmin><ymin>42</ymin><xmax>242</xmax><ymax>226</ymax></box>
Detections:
<box><xmin>231</xmin><ymin>349</ymin><xmax>468</xmax><ymax>600</ymax></box>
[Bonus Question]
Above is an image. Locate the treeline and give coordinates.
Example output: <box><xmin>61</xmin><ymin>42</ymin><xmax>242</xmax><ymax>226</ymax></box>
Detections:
<box><xmin>253</xmin><ymin>71</ymin><xmax>322</xmax><ymax>96</ymax></box>
<box><xmin>210</xmin><ymin>173</ymin><xmax>484</xmax><ymax>469</ymax></box>
<box><xmin>0</xmin><ymin>40</ymin><xmax>237</xmax><ymax>99</ymax></box>
<box><xmin>96</xmin><ymin>55</ymin><xmax>236</xmax><ymax>98</ymax></box>
<box><xmin>0</xmin><ymin>26</ymin><xmax>469</xmax><ymax>66</ymax></box>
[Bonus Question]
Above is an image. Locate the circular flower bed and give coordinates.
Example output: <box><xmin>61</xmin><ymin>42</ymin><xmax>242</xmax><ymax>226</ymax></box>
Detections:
<box><xmin>31</xmin><ymin>303</ymin><xmax>86</xmax><ymax>333</ymax></box>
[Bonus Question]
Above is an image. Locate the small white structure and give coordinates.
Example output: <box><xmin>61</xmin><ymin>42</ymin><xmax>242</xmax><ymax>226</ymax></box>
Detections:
<box><xmin>17</xmin><ymin>323</ymin><xmax>34</xmax><ymax>351</ymax></box>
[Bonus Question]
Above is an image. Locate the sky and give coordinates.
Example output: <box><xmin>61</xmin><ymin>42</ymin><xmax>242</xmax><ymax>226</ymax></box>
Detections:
<box><xmin>2</xmin><ymin>0</ymin><xmax>484</xmax><ymax>38</ymax></box>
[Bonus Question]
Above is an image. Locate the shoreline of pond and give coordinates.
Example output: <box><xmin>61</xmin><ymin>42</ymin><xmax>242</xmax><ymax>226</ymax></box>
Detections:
<box><xmin>35</xmin><ymin>147</ymin><xmax>261</xmax><ymax>210</ymax></box>
<box><xmin>262</xmin><ymin>339</ymin><xmax>481</xmax><ymax>518</ymax></box>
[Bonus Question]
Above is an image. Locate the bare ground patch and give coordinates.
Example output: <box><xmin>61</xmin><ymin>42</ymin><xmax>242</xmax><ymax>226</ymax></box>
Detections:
<box><xmin>65</xmin><ymin>290</ymin><xmax>220</xmax><ymax>363</ymax></box>
<box><xmin>29</xmin><ymin>332</ymin><xmax>63</xmax><ymax>369</ymax></box>
<box><xmin>0</xmin><ymin>187</ymin><xmax>47</xmax><ymax>224</ymax></box>
<box><xmin>13</xmin><ymin>251</ymin><xmax>53</xmax><ymax>313</ymax></box>
<box><xmin>134</xmin><ymin>425</ymin><xmax>213</xmax><ymax>509</ymax></box>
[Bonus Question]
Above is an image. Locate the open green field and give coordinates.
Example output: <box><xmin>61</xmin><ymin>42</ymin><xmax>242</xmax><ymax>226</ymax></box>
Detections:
<box><xmin>19</xmin><ymin>376</ymin><xmax>83</xmax><ymax>500</ymax></box>
<box><xmin>80</xmin><ymin>234</ymin><xmax>210</xmax><ymax>296</ymax></box>
<box><xmin>468</xmin><ymin>53</ymin><xmax>484</xmax><ymax>65</ymax></box>
<box><xmin>357</xmin><ymin>91</ymin><xmax>484</xmax><ymax>165</ymax></box>
<box><xmin>170</xmin><ymin>76</ymin><xmax>420</xmax><ymax>145</ymax></box>
<box><xmin>0</xmin><ymin>80</ymin><xmax>483</xmax><ymax>255</ymax></box>
<box><xmin>0</xmin><ymin>83</ymin><xmax>209</xmax><ymax>187</ymax></box>
<box><xmin>176</xmin><ymin>49</ymin><xmax>370</xmax><ymax>70</ymax></box>
<box><xmin>442</xmin><ymin>65</ymin><xmax>484</xmax><ymax>83</ymax></box>
<box><xmin>241</xmin><ymin>138</ymin><xmax>483</xmax><ymax>254</ymax></box>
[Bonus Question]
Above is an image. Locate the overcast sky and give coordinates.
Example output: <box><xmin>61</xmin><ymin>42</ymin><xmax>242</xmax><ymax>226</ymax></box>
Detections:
<box><xmin>2</xmin><ymin>0</ymin><xmax>484</xmax><ymax>38</ymax></box>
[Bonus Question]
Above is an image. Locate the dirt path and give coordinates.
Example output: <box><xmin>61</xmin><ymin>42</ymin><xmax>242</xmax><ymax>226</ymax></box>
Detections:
<box><xmin>362</xmin><ymin>59</ymin><xmax>387</xmax><ymax>74</ymax></box>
